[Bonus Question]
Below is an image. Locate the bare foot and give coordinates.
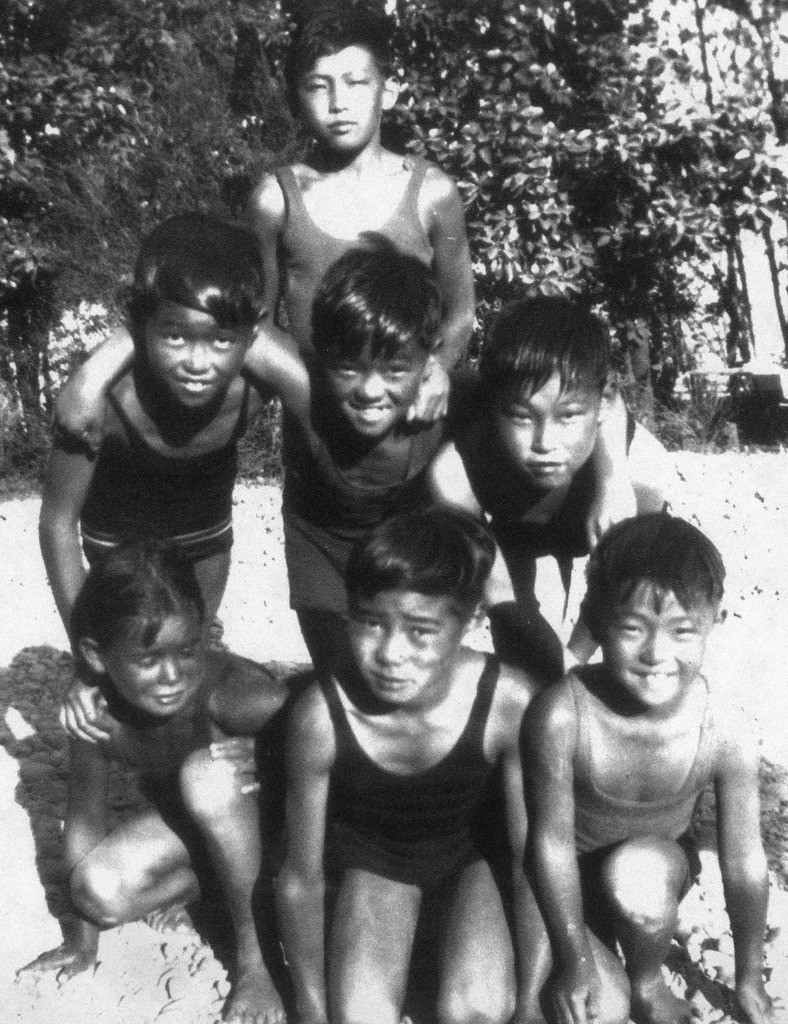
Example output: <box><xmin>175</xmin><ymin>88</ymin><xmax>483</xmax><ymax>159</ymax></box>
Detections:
<box><xmin>631</xmin><ymin>977</ymin><xmax>695</xmax><ymax>1024</ymax></box>
<box><xmin>222</xmin><ymin>965</ymin><xmax>286</xmax><ymax>1024</ymax></box>
<box><xmin>145</xmin><ymin>904</ymin><xmax>196</xmax><ymax>935</ymax></box>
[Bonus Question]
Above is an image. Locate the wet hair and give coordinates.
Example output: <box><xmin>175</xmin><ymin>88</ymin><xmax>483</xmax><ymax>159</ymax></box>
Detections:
<box><xmin>312</xmin><ymin>245</ymin><xmax>440</xmax><ymax>361</ymax></box>
<box><xmin>127</xmin><ymin>214</ymin><xmax>266</xmax><ymax>345</ymax></box>
<box><xmin>71</xmin><ymin>540</ymin><xmax>205</xmax><ymax>658</ymax></box>
<box><xmin>581</xmin><ymin>512</ymin><xmax>726</xmax><ymax>642</ymax></box>
<box><xmin>479</xmin><ymin>295</ymin><xmax>611</xmax><ymax>398</ymax></box>
<box><xmin>284</xmin><ymin>3</ymin><xmax>394</xmax><ymax>98</ymax></box>
<box><xmin>346</xmin><ymin>506</ymin><xmax>496</xmax><ymax>619</ymax></box>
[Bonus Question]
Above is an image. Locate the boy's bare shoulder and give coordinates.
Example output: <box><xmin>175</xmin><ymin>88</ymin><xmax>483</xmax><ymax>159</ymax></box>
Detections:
<box><xmin>703</xmin><ymin>683</ymin><xmax>761</xmax><ymax>776</ymax></box>
<box><xmin>287</xmin><ymin>679</ymin><xmax>337</xmax><ymax>771</ymax></box>
<box><xmin>247</xmin><ymin>170</ymin><xmax>286</xmax><ymax>228</ymax></box>
<box><xmin>419</xmin><ymin>158</ymin><xmax>463</xmax><ymax>205</ymax></box>
<box><xmin>496</xmin><ymin>661</ymin><xmax>543</xmax><ymax>712</ymax></box>
<box><xmin>524</xmin><ymin>673</ymin><xmax>581</xmax><ymax>747</ymax></box>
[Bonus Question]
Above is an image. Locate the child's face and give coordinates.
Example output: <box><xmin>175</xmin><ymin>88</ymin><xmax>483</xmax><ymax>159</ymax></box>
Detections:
<box><xmin>144</xmin><ymin>301</ymin><xmax>253</xmax><ymax>410</ymax></box>
<box><xmin>600</xmin><ymin>583</ymin><xmax>718</xmax><ymax>712</ymax></box>
<box><xmin>296</xmin><ymin>45</ymin><xmax>395</xmax><ymax>155</ymax></box>
<box><xmin>348</xmin><ymin>590</ymin><xmax>472</xmax><ymax>708</ymax></box>
<box><xmin>91</xmin><ymin>612</ymin><xmax>207</xmax><ymax>718</ymax></box>
<box><xmin>321</xmin><ymin>342</ymin><xmax>429</xmax><ymax>439</ymax></box>
<box><xmin>493</xmin><ymin>371</ymin><xmax>605</xmax><ymax>490</ymax></box>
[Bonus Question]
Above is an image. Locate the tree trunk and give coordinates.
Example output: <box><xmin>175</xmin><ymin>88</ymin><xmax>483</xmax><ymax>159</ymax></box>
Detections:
<box><xmin>762</xmin><ymin>221</ymin><xmax>788</xmax><ymax>362</ymax></box>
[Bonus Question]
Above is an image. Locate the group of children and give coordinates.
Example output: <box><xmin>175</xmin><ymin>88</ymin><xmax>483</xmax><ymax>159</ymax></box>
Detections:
<box><xmin>19</xmin><ymin>6</ymin><xmax>783</xmax><ymax>1024</ymax></box>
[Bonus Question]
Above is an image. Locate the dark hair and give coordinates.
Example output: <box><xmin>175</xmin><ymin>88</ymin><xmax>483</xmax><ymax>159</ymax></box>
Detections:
<box><xmin>284</xmin><ymin>3</ymin><xmax>394</xmax><ymax>97</ymax></box>
<box><xmin>346</xmin><ymin>506</ymin><xmax>496</xmax><ymax>618</ymax></box>
<box><xmin>71</xmin><ymin>540</ymin><xmax>205</xmax><ymax>657</ymax></box>
<box><xmin>312</xmin><ymin>245</ymin><xmax>440</xmax><ymax>360</ymax></box>
<box><xmin>479</xmin><ymin>296</ymin><xmax>610</xmax><ymax>398</ymax></box>
<box><xmin>581</xmin><ymin>512</ymin><xmax>726</xmax><ymax>642</ymax></box>
<box><xmin>127</xmin><ymin>214</ymin><xmax>266</xmax><ymax>345</ymax></box>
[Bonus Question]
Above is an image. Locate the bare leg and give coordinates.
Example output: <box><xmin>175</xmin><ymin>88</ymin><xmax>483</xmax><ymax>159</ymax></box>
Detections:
<box><xmin>193</xmin><ymin>548</ymin><xmax>232</xmax><ymax>627</ymax></box>
<box><xmin>437</xmin><ymin>859</ymin><xmax>515</xmax><ymax>1024</ymax></box>
<box><xmin>329</xmin><ymin>869</ymin><xmax>422</xmax><ymax>1024</ymax></box>
<box><xmin>600</xmin><ymin>837</ymin><xmax>693</xmax><ymax>1024</ymax></box>
<box><xmin>180</xmin><ymin>748</ymin><xmax>285</xmax><ymax>1024</ymax></box>
<box><xmin>296</xmin><ymin>609</ymin><xmax>353</xmax><ymax>677</ymax></box>
<box><xmin>70</xmin><ymin>809</ymin><xmax>200</xmax><ymax>927</ymax></box>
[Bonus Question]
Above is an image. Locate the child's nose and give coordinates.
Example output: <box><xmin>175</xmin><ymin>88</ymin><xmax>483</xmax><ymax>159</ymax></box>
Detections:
<box><xmin>161</xmin><ymin>658</ymin><xmax>179</xmax><ymax>684</ymax></box>
<box><xmin>531</xmin><ymin>418</ymin><xmax>558</xmax><ymax>453</ymax></box>
<box><xmin>329</xmin><ymin>81</ymin><xmax>348</xmax><ymax>111</ymax></box>
<box><xmin>641</xmin><ymin>631</ymin><xmax>670</xmax><ymax>664</ymax></box>
<box><xmin>184</xmin><ymin>343</ymin><xmax>210</xmax><ymax>374</ymax></box>
<box><xmin>376</xmin><ymin>630</ymin><xmax>407</xmax><ymax>665</ymax></box>
<box><xmin>357</xmin><ymin>371</ymin><xmax>386</xmax><ymax>401</ymax></box>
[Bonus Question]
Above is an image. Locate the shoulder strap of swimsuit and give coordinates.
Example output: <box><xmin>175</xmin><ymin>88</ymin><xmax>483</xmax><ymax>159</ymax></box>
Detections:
<box><xmin>463</xmin><ymin>654</ymin><xmax>501</xmax><ymax>748</ymax></box>
<box><xmin>320</xmin><ymin>676</ymin><xmax>353</xmax><ymax>752</ymax></box>
<box><xmin>276</xmin><ymin>165</ymin><xmax>308</xmax><ymax>229</ymax></box>
<box><xmin>106</xmin><ymin>388</ymin><xmax>144</xmax><ymax>447</ymax></box>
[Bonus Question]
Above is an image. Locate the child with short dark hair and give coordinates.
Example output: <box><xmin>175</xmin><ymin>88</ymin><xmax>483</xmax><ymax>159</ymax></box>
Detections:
<box><xmin>40</xmin><ymin>213</ymin><xmax>271</xmax><ymax>637</ymax></box>
<box><xmin>277</xmin><ymin>507</ymin><xmax>540</xmax><ymax>1024</ymax></box>
<box><xmin>523</xmin><ymin>512</ymin><xmax>783</xmax><ymax>1024</ymax></box>
<box><xmin>248</xmin><ymin>2</ymin><xmax>475</xmax><ymax>419</ymax></box>
<box><xmin>19</xmin><ymin>541</ymin><xmax>290</xmax><ymax>1024</ymax></box>
<box><xmin>430</xmin><ymin>294</ymin><xmax>670</xmax><ymax>681</ymax></box>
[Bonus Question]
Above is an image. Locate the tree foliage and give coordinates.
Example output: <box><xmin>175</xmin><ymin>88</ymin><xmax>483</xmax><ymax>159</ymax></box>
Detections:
<box><xmin>3</xmin><ymin>0</ymin><xmax>788</xmax><ymax>469</ymax></box>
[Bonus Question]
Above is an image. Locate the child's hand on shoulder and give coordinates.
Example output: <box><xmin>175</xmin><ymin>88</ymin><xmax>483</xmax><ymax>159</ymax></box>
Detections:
<box><xmin>737</xmin><ymin>979</ymin><xmax>788</xmax><ymax>1024</ymax></box>
<box><xmin>60</xmin><ymin>678</ymin><xmax>113</xmax><ymax>744</ymax></box>
<box><xmin>209</xmin><ymin>737</ymin><xmax>260</xmax><ymax>796</ymax></box>
<box><xmin>17</xmin><ymin>941</ymin><xmax>96</xmax><ymax>983</ymax></box>
<box><xmin>407</xmin><ymin>359</ymin><xmax>450</xmax><ymax>422</ymax></box>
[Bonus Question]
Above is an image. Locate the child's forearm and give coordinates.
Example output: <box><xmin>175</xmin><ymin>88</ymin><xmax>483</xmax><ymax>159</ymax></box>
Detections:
<box><xmin>275</xmin><ymin>867</ymin><xmax>329</xmax><ymax>1021</ymax></box>
<box><xmin>533</xmin><ymin>841</ymin><xmax>591</xmax><ymax>968</ymax></box>
<box><xmin>588</xmin><ymin>392</ymin><xmax>636</xmax><ymax>544</ymax></box>
<box><xmin>723</xmin><ymin>861</ymin><xmax>770</xmax><ymax>988</ymax></box>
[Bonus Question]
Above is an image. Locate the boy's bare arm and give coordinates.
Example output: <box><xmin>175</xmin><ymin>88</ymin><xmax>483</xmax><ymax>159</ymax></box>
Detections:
<box><xmin>524</xmin><ymin>684</ymin><xmax>601</xmax><ymax>1024</ymax></box>
<box><xmin>55</xmin><ymin>328</ymin><xmax>133</xmax><ymax>452</ymax></box>
<box><xmin>276</xmin><ymin>687</ymin><xmax>335</xmax><ymax>1024</ymax></box>
<box><xmin>246</xmin><ymin>173</ymin><xmax>286</xmax><ymax>323</ymax></box>
<box><xmin>39</xmin><ymin>444</ymin><xmax>98</xmax><ymax>635</ymax></box>
<box><xmin>714</xmin><ymin>711</ymin><xmax>782</xmax><ymax>1023</ymax></box>
<box><xmin>420</xmin><ymin>167</ymin><xmax>475</xmax><ymax>370</ymax></box>
<box><xmin>629</xmin><ymin>423</ymin><xmax>673</xmax><ymax>513</ymax></box>
<box><xmin>587</xmin><ymin>390</ymin><xmax>636</xmax><ymax>547</ymax></box>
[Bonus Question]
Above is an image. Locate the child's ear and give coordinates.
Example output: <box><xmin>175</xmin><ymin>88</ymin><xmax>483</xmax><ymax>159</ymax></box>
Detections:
<box><xmin>716</xmin><ymin>606</ymin><xmax>728</xmax><ymax>626</ymax></box>
<box><xmin>381</xmin><ymin>77</ymin><xmax>400</xmax><ymax>111</ymax></box>
<box><xmin>462</xmin><ymin>603</ymin><xmax>488</xmax><ymax>638</ymax></box>
<box><xmin>597</xmin><ymin>378</ymin><xmax>617</xmax><ymax>421</ymax></box>
<box><xmin>78</xmin><ymin>637</ymin><xmax>106</xmax><ymax>676</ymax></box>
<box><xmin>421</xmin><ymin>352</ymin><xmax>438</xmax><ymax>382</ymax></box>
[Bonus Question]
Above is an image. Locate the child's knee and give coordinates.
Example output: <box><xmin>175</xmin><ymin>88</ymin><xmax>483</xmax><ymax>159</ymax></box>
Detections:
<box><xmin>601</xmin><ymin>837</ymin><xmax>686</xmax><ymax>924</ymax></box>
<box><xmin>179</xmin><ymin>747</ymin><xmax>246</xmax><ymax>823</ymax></box>
<box><xmin>437</xmin><ymin>982</ymin><xmax>515</xmax><ymax>1024</ymax></box>
<box><xmin>333</xmin><ymin>985</ymin><xmax>400</xmax><ymax>1024</ymax></box>
<box><xmin>71</xmin><ymin>860</ymin><xmax>131</xmax><ymax>927</ymax></box>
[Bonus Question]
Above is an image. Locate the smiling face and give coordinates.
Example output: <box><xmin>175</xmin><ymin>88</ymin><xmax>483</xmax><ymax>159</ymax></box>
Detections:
<box><xmin>321</xmin><ymin>340</ymin><xmax>429</xmax><ymax>439</ymax></box>
<box><xmin>143</xmin><ymin>300</ymin><xmax>253</xmax><ymax>410</ymax></box>
<box><xmin>296</xmin><ymin>45</ymin><xmax>396</xmax><ymax>156</ymax></box>
<box><xmin>600</xmin><ymin>583</ymin><xmax>718</xmax><ymax>712</ymax></box>
<box><xmin>85</xmin><ymin>612</ymin><xmax>208</xmax><ymax>719</ymax></box>
<box><xmin>348</xmin><ymin>590</ymin><xmax>472</xmax><ymax>708</ymax></box>
<box><xmin>492</xmin><ymin>371</ymin><xmax>605</xmax><ymax>490</ymax></box>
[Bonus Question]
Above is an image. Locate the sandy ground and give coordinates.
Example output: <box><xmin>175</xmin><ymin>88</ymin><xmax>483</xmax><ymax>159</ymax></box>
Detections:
<box><xmin>1</xmin><ymin>454</ymin><xmax>788</xmax><ymax>1021</ymax></box>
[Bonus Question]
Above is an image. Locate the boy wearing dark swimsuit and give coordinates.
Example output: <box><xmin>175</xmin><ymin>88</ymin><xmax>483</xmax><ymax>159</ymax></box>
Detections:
<box><xmin>276</xmin><ymin>508</ymin><xmax>538</xmax><ymax>1024</ymax></box>
<box><xmin>523</xmin><ymin>513</ymin><xmax>782</xmax><ymax>1024</ymax></box>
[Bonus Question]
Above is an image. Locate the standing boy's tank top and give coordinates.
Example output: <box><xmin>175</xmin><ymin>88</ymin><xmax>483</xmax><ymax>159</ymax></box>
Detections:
<box><xmin>81</xmin><ymin>383</ymin><xmax>250</xmax><ymax>561</ymax></box>
<box><xmin>322</xmin><ymin>655</ymin><xmax>500</xmax><ymax>889</ymax></box>
<box><xmin>570</xmin><ymin>672</ymin><xmax>717</xmax><ymax>854</ymax></box>
<box><xmin>276</xmin><ymin>157</ymin><xmax>434</xmax><ymax>349</ymax></box>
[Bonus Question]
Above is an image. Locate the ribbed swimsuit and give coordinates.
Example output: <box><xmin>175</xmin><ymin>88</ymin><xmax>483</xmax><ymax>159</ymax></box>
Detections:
<box><xmin>570</xmin><ymin>671</ymin><xmax>716</xmax><ymax>855</ymax></box>
<box><xmin>323</xmin><ymin>655</ymin><xmax>500</xmax><ymax>889</ymax></box>
<box><xmin>275</xmin><ymin>158</ymin><xmax>435</xmax><ymax>349</ymax></box>
<box><xmin>81</xmin><ymin>383</ymin><xmax>250</xmax><ymax>563</ymax></box>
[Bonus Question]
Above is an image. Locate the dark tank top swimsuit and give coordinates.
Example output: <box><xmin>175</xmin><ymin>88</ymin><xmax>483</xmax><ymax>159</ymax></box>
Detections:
<box><xmin>322</xmin><ymin>655</ymin><xmax>500</xmax><ymax>889</ymax></box>
<box><xmin>276</xmin><ymin>158</ymin><xmax>434</xmax><ymax>349</ymax></box>
<box><xmin>81</xmin><ymin>383</ymin><xmax>250</xmax><ymax>562</ymax></box>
